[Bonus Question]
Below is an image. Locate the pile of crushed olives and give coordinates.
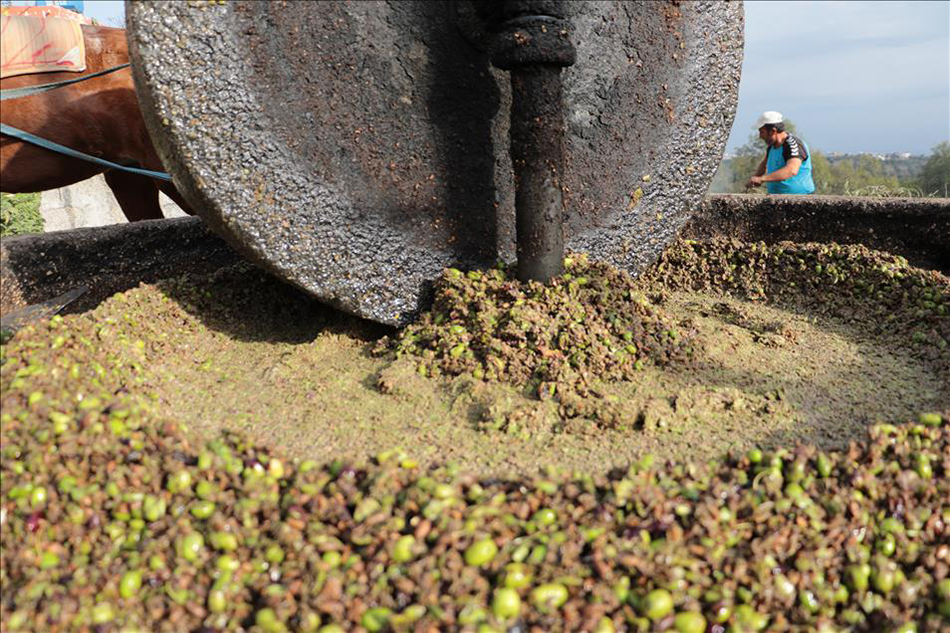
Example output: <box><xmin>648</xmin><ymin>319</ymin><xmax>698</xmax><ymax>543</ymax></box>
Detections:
<box><xmin>376</xmin><ymin>254</ymin><xmax>694</xmax><ymax>427</ymax></box>
<box><xmin>2</xmin><ymin>238</ymin><xmax>948</xmax><ymax>632</ymax></box>
<box><xmin>641</xmin><ymin>239</ymin><xmax>948</xmax><ymax>368</ymax></box>
<box><xmin>1</xmin><ymin>398</ymin><xmax>947</xmax><ymax>632</ymax></box>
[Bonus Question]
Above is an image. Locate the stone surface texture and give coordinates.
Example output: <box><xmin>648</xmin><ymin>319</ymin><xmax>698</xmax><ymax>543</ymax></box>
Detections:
<box><xmin>126</xmin><ymin>1</ymin><xmax>744</xmax><ymax>325</ymax></box>
<box><xmin>1</xmin><ymin>217</ymin><xmax>238</xmax><ymax>317</ymax></box>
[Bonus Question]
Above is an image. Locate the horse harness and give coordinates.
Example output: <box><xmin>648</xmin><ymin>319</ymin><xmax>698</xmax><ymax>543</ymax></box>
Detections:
<box><xmin>0</xmin><ymin>63</ymin><xmax>172</xmax><ymax>182</ymax></box>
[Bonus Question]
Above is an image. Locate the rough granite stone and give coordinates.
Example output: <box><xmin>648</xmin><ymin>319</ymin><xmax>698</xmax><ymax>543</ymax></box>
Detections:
<box><xmin>126</xmin><ymin>1</ymin><xmax>744</xmax><ymax>325</ymax></box>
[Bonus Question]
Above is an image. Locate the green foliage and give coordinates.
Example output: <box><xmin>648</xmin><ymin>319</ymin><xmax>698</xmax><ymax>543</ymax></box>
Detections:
<box><xmin>0</xmin><ymin>192</ymin><xmax>44</xmax><ymax>237</ymax></box>
<box><xmin>817</xmin><ymin>154</ymin><xmax>904</xmax><ymax>196</ymax></box>
<box><xmin>916</xmin><ymin>141</ymin><xmax>950</xmax><ymax>197</ymax></box>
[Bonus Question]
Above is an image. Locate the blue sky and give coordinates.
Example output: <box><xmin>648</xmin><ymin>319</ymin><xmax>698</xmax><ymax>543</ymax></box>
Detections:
<box><xmin>731</xmin><ymin>0</ymin><xmax>949</xmax><ymax>155</ymax></box>
<box><xmin>7</xmin><ymin>0</ymin><xmax>123</xmax><ymax>26</ymax></box>
<box><xmin>22</xmin><ymin>1</ymin><xmax>950</xmax><ymax>155</ymax></box>
<box><xmin>80</xmin><ymin>0</ymin><xmax>122</xmax><ymax>26</ymax></box>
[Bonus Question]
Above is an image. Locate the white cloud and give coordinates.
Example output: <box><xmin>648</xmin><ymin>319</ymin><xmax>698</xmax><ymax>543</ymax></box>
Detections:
<box><xmin>730</xmin><ymin>0</ymin><xmax>949</xmax><ymax>153</ymax></box>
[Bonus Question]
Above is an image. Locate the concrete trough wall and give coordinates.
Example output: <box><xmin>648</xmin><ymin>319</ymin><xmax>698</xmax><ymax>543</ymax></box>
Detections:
<box><xmin>1</xmin><ymin>217</ymin><xmax>239</xmax><ymax>318</ymax></box>
<box><xmin>2</xmin><ymin>195</ymin><xmax>948</xmax><ymax>321</ymax></box>
<box><xmin>684</xmin><ymin>194</ymin><xmax>950</xmax><ymax>272</ymax></box>
<box><xmin>39</xmin><ymin>174</ymin><xmax>187</xmax><ymax>232</ymax></box>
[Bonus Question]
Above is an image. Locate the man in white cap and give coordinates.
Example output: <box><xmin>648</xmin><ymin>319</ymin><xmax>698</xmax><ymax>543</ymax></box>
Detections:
<box><xmin>745</xmin><ymin>111</ymin><xmax>815</xmax><ymax>194</ymax></box>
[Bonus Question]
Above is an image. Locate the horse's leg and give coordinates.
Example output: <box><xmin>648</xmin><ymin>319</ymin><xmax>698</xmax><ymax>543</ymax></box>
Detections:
<box><xmin>156</xmin><ymin>182</ymin><xmax>195</xmax><ymax>216</ymax></box>
<box><xmin>104</xmin><ymin>170</ymin><xmax>164</xmax><ymax>222</ymax></box>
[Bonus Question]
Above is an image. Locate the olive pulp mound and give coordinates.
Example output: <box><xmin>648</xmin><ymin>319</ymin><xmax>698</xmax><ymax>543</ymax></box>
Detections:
<box><xmin>1</xmin><ymin>237</ymin><xmax>949</xmax><ymax>632</ymax></box>
<box><xmin>375</xmin><ymin>254</ymin><xmax>695</xmax><ymax>431</ymax></box>
<box><xmin>3</xmin><ymin>237</ymin><xmax>948</xmax><ymax>476</ymax></box>
<box><xmin>377</xmin><ymin>239</ymin><xmax>948</xmax><ymax>443</ymax></box>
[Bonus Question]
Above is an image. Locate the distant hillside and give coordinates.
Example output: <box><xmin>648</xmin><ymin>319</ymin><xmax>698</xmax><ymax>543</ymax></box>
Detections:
<box><xmin>824</xmin><ymin>154</ymin><xmax>928</xmax><ymax>181</ymax></box>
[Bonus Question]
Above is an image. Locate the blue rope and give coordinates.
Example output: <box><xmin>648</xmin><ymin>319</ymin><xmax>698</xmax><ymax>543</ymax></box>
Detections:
<box><xmin>0</xmin><ymin>123</ymin><xmax>172</xmax><ymax>181</ymax></box>
<box><xmin>0</xmin><ymin>63</ymin><xmax>171</xmax><ymax>181</ymax></box>
<box><xmin>0</xmin><ymin>63</ymin><xmax>130</xmax><ymax>101</ymax></box>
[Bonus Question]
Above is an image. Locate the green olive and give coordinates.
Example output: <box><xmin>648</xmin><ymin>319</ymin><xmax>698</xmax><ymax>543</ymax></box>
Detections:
<box><xmin>530</xmin><ymin>583</ymin><xmax>568</xmax><ymax>612</ymax></box>
<box><xmin>773</xmin><ymin>574</ymin><xmax>796</xmax><ymax>602</ymax></box>
<box><xmin>119</xmin><ymin>570</ymin><xmax>143</xmax><ymax>599</ymax></box>
<box><xmin>91</xmin><ymin>602</ymin><xmax>115</xmax><ymax>625</ymax></box>
<box><xmin>39</xmin><ymin>551</ymin><xmax>59</xmax><ymax>569</ymax></box>
<box><xmin>876</xmin><ymin>533</ymin><xmax>896</xmax><ymax>557</ymax></box>
<box><xmin>846</xmin><ymin>563</ymin><xmax>871</xmax><ymax>593</ymax></box>
<box><xmin>255</xmin><ymin>607</ymin><xmax>284</xmax><ymax>633</ymax></box>
<box><xmin>361</xmin><ymin>607</ymin><xmax>392</xmax><ymax>632</ymax></box>
<box><xmin>208</xmin><ymin>588</ymin><xmax>227</xmax><ymax>613</ymax></box>
<box><xmin>142</xmin><ymin>496</ymin><xmax>166</xmax><ymax>522</ymax></box>
<box><xmin>210</xmin><ymin>531</ymin><xmax>238</xmax><ymax>551</ymax></box>
<box><xmin>673</xmin><ymin>611</ymin><xmax>706</xmax><ymax>633</ymax></box>
<box><xmin>195</xmin><ymin>480</ymin><xmax>214</xmax><ymax>499</ymax></box>
<box><xmin>532</xmin><ymin>508</ymin><xmax>557</xmax><ymax>526</ymax></box>
<box><xmin>392</xmin><ymin>535</ymin><xmax>415</xmax><ymax>563</ymax></box>
<box><xmin>190</xmin><ymin>500</ymin><xmax>216</xmax><ymax>519</ymax></box>
<box><xmin>29</xmin><ymin>486</ymin><xmax>47</xmax><ymax>509</ymax></box>
<box><xmin>491</xmin><ymin>588</ymin><xmax>521</xmax><ymax>619</ymax></box>
<box><xmin>217</xmin><ymin>555</ymin><xmax>240</xmax><ymax>572</ymax></box>
<box><xmin>457</xmin><ymin>604</ymin><xmax>488</xmax><ymax>625</ymax></box>
<box><xmin>640</xmin><ymin>589</ymin><xmax>674</xmax><ymax>621</ymax></box>
<box><xmin>798</xmin><ymin>589</ymin><xmax>820</xmax><ymax>614</ymax></box>
<box><xmin>871</xmin><ymin>561</ymin><xmax>898</xmax><ymax>595</ymax></box>
<box><xmin>391</xmin><ymin>605</ymin><xmax>425</xmax><ymax>626</ymax></box>
<box><xmin>166</xmin><ymin>470</ymin><xmax>192</xmax><ymax>494</ymax></box>
<box><xmin>464</xmin><ymin>538</ymin><xmax>498</xmax><ymax>567</ymax></box>
<box><xmin>734</xmin><ymin>604</ymin><xmax>768</xmax><ymax>631</ymax></box>
<box><xmin>503</xmin><ymin>563</ymin><xmax>533</xmax><ymax>589</ymax></box>
<box><xmin>265</xmin><ymin>544</ymin><xmax>285</xmax><ymax>564</ymax></box>
<box><xmin>177</xmin><ymin>532</ymin><xmax>205</xmax><ymax>562</ymax></box>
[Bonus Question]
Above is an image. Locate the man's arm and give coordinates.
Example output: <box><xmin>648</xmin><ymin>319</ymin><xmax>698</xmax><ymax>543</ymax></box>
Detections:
<box><xmin>746</xmin><ymin>155</ymin><xmax>769</xmax><ymax>188</ymax></box>
<box><xmin>748</xmin><ymin>157</ymin><xmax>802</xmax><ymax>187</ymax></box>
<box><xmin>760</xmin><ymin>157</ymin><xmax>802</xmax><ymax>182</ymax></box>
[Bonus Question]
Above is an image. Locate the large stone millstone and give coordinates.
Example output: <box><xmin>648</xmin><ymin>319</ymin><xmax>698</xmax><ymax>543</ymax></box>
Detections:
<box><xmin>126</xmin><ymin>1</ymin><xmax>743</xmax><ymax>325</ymax></box>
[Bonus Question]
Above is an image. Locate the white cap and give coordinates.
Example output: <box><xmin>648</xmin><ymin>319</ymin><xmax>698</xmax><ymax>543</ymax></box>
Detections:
<box><xmin>753</xmin><ymin>111</ymin><xmax>783</xmax><ymax>129</ymax></box>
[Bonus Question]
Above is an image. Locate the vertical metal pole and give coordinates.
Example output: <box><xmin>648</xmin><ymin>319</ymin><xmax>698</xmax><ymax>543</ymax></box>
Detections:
<box><xmin>509</xmin><ymin>65</ymin><xmax>568</xmax><ymax>282</ymax></box>
<box><xmin>487</xmin><ymin>2</ymin><xmax>575</xmax><ymax>283</ymax></box>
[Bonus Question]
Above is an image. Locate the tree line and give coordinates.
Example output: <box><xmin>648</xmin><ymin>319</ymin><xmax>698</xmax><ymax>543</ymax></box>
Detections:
<box><xmin>710</xmin><ymin>121</ymin><xmax>950</xmax><ymax>197</ymax></box>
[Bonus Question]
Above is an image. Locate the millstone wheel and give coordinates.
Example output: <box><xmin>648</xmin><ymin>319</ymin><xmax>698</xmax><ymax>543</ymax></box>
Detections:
<box><xmin>127</xmin><ymin>1</ymin><xmax>743</xmax><ymax>325</ymax></box>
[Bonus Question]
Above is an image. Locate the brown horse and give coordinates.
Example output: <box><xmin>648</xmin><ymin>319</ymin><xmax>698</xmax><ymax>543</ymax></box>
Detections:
<box><xmin>0</xmin><ymin>22</ymin><xmax>191</xmax><ymax>221</ymax></box>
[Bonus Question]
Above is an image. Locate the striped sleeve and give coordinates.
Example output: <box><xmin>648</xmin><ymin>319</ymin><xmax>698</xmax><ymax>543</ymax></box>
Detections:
<box><xmin>782</xmin><ymin>135</ymin><xmax>808</xmax><ymax>162</ymax></box>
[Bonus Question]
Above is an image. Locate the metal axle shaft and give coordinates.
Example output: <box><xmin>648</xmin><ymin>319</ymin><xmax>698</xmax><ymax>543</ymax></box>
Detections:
<box><xmin>487</xmin><ymin>1</ymin><xmax>575</xmax><ymax>283</ymax></box>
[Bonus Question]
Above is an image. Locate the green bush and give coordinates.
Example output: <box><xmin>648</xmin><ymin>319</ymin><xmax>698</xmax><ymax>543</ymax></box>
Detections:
<box><xmin>0</xmin><ymin>192</ymin><xmax>44</xmax><ymax>237</ymax></box>
<box><xmin>917</xmin><ymin>141</ymin><xmax>950</xmax><ymax>198</ymax></box>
